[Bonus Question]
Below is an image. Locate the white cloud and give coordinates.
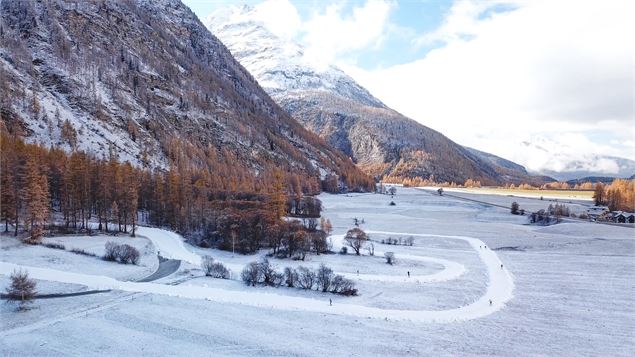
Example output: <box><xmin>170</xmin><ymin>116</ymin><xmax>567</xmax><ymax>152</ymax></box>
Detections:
<box><xmin>302</xmin><ymin>0</ymin><xmax>395</xmax><ymax>68</ymax></box>
<box><xmin>252</xmin><ymin>0</ymin><xmax>301</xmax><ymax>40</ymax></box>
<box><xmin>340</xmin><ymin>0</ymin><xmax>635</xmax><ymax>171</ymax></box>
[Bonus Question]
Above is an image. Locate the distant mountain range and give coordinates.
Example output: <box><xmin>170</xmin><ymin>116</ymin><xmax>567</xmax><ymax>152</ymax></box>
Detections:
<box><xmin>0</xmin><ymin>0</ymin><xmax>370</xmax><ymax>189</ymax></box>
<box><xmin>207</xmin><ymin>5</ymin><xmax>548</xmax><ymax>185</ymax></box>
<box><xmin>514</xmin><ymin>138</ymin><xmax>635</xmax><ymax>181</ymax></box>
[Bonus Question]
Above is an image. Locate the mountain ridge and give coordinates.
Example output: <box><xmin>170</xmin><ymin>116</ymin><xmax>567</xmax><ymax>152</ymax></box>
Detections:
<box><xmin>207</xmin><ymin>5</ymin><xmax>546</xmax><ymax>185</ymax></box>
<box><xmin>0</xmin><ymin>0</ymin><xmax>373</xmax><ymax>191</ymax></box>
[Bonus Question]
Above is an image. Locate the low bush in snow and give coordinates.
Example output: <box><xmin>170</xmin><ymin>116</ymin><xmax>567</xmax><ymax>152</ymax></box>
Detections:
<box><xmin>43</xmin><ymin>242</ymin><xmax>65</xmax><ymax>250</ymax></box>
<box><xmin>284</xmin><ymin>267</ymin><xmax>298</xmax><ymax>287</ymax></box>
<box><xmin>202</xmin><ymin>256</ymin><xmax>231</xmax><ymax>279</ymax></box>
<box><xmin>103</xmin><ymin>242</ymin><xmax>139</xmax><ymax>264</ymax></box>
<box><xmin>384</xmin><ymin>252</ymin><xmax>396</xmax><ymax>265</ymax></box>
<box><xmin>70</xmin><ymin>248</ymin><xmax>97</xmax><ymax>257</ymax></box>
<box><xmin>241</xmin><ymin>261</ymin><xmax>263</xmax><ymax>286</ymax></box>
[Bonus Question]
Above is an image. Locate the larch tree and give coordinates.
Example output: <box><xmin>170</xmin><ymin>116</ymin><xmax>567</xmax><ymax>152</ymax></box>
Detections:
<box><xmin>270</xmin><ymin>169</ymin><xmax>286</xmax><ymax>220</ymax></box>
<box><xmin>24</xmin><ymin>152</ymin><xmax>50</xmax><ymax>244</ymax></box>
<box><xmin>593</xmin><ymin>182</ymin><xmax>605</xmax><ymax>206</ymax></box>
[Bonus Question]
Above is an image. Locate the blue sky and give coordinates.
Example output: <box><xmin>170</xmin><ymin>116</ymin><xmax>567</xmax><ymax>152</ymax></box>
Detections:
<box><xmin>184</xmin><ymin>0</ymin><xmax>634</xmax><ymax>176</ymax></box>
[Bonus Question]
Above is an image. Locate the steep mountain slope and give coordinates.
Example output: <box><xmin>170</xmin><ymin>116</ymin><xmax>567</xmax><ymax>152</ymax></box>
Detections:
<box><xmin>206</xmin><ymin>5</ymin><xmax>539</xmax><ymax>185</ymax></box>
<box><xmin>0</xmin><ymin>0</ymin><xmax>372</xmax><ymax>190</ymax></box>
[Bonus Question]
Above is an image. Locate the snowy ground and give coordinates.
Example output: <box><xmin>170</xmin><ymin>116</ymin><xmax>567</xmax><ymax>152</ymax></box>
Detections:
<box><xmin>1</xmin><ymin>188</ymin><xmax>634</xmax><ymax>356</ymax></box>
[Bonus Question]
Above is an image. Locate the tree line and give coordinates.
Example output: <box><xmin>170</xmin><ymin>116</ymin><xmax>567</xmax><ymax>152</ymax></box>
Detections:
<box><xmin>0</xmin><ymin>130</ymin><xmax>337</xmax><ymax>253</ymax></box>
<box><xmin>593</xmin><ymin>180</ymin><xmax>635</xmax><ymax>212</ymax></box>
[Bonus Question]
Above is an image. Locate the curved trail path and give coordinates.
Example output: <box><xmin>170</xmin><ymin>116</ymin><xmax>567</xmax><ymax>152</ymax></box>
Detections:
<box><xmin>0</xmin><ymin>228</ymin><xmax>514</xmax><ymax>323</ymax></box>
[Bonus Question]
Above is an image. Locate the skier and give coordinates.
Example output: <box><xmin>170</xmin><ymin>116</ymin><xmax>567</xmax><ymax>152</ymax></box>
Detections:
<box><xmin>407</xmin><ymin>271</ymin><xmax>410</xmax><ymax>278</ymax></box>
<box><xmin>500</xmin><ymin>264</ymin><xmax>504</xmax><ymax>269</ymax></box>
<box><xmin>489</xmin><ymin>299</ymin><xmax>492</xmax><ymax>306</ymax></box>
<box><xmin>356</xmin><ymin>270</ymin><xmax>359</xmax><ymax>276</ymax></box>
<box><xmin>329</xmin><ymin>298</ymin><xmax>332</xmax><ymax>306</ymax></box>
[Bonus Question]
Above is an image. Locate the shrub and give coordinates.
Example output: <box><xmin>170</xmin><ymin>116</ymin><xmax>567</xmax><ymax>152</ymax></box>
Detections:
<box><xmin>43</xmin><ymin>242</ymin><xmax>65</xmax><ymax>250</ymax></box>
<box><xmin>316</xmin><ymin>264</ymin><xmax>334</xmax><ymax>292</ymax></box>
<box><xmin>284</xmin><ymin>267</ymin><xmax>298</xmax><ymax>287</ymax></box>
<box><xmin>202</xmin><ymin>255</ymin><xmax>215</xmax><ymax>274</ymax></box>
<box><xmin>119</xmin><ymin>244</ymin><xmax>140</xmax><ymax>264</ymax></box>
<box><xmin>5</xmin><ymin>269</ymin><xmax>37</xmax><ymax>310</ymax></box>
<box><xmin>384</xmin><ymin>252</ymin><xmax>396</xmax><ymax>265</ymax></box>
<box><xmin>258</xmin><ymin>258</ymin><xmax>279</xmax><ymax>286</ymax></box>
<box><xmin>207</xmin><ymin>262</ymin><xmax>230</xmax><ymax>279</ymax></box>
<box><xmin>511</xmin><ymin>202</ymin><xmax>519</xmax><ymax>215</ymax></box>
<box><xmin>339</xmin><ymin>246</ymin><xmax>348</xmax><ymax>255</ymax></box>
<box><xmin>296</xmin><ymin>266</ymin><xmax>316</xmax><ymax>290</ymax></box>
<box><xmin>241</xmin><ymin>262</ymin><xmax>262</xmax><ymax>286</ymax></box>
<box><xmin>103</xmin><ymin>242</ymin><xmax>139</xmax><ymax>264</ymax></box>
<box><xmin>104</xmin><ymin>241</ymin><xmax>118</xmax><ymax>261</ymax></box>
<box><xmin>70</xmin><ymin>248</ymin><xmax>97</xmax><ymax>257</ymax></box>
<box><xmin>330</xmin><ymin>275</ymin><xmax>357</xmax><ymax>296</ymax></box>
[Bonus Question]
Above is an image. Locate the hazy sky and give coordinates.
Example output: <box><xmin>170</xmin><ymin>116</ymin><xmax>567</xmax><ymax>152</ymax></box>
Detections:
<box><xmin>184</xmin><ymin>0</ymin><xmax>635</xmax><ymax>175</ymax></box>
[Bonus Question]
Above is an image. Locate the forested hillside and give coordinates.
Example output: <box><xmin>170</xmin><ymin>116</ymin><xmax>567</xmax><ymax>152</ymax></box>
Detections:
<box><xmin>0</xmin><ymin>0</ymin><xmax>373</xmax><ymax>192</ymax></box>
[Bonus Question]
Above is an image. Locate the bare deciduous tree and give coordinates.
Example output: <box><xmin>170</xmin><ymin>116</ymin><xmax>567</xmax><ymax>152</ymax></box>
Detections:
<box><xmin>344</xmin><ymin>228</ymin><xmax>369</xmax><ymax>256</ymax></box>
<box><xmin>296</xmin><ymin>266</ymin><xmax>315</xmax><ymax>290</ymax></box>
<box><xmin>316</xmin><ymin>264</ymin><xmax>334</xmax><ymax>292</ymax></box>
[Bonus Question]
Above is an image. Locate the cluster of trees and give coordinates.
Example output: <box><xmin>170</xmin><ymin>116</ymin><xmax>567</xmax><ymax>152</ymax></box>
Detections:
<box><xmin>0</xmin><ymin>132</ymin><xmax>338</xmax><ymax>257</ymax></box>
<box><xmin>547</xmin><ymin>203</ymin><xmax>570</xmax><ymax>218</ymax></box>
<box><xmin>380</xmin><ymin>236</ymin><xmax>414</xmax><ymax>246</ymax></box>
<box><xmin>593</xmin><ymin>180</ymin><xmax>635</xmax><ymax>212</ymax></box>
<box><xmin>286</xmin><ymin>196</ymin><xmax>322</xmax><ymax>218</ymax></box>
<box><xmin>528</xmin><ymin>210</ymin><xmax>558</xmax><ymax>225</ymax></box>
<box><xmin>241</xmin><ymin>259</ymin><xmax>357</xmax><ymax>296</ymax></box>
<box><xmin>1</xmin><ymin>132</ymin><xmax>143</xmax><ymax>242</ymax></box>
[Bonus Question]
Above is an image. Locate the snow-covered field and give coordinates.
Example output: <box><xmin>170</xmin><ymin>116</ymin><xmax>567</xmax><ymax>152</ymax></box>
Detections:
<box><xmin>1</xmin><ymin>188</ymin><xmax>633</xmax><ymax>356</ymax></box>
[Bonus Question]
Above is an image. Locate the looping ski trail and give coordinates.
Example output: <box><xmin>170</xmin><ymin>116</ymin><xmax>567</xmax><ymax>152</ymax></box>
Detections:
<box><xmin>0</xmin><ymin>230</ymin><xmax>513</xmax><ymax>323</ymax></box>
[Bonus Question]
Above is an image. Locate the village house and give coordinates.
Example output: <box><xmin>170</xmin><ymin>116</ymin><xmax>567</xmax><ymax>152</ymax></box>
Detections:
<box><xmin>586</xmin><ymin>206</ymin><xmax>609</xmax><ymax>220</ymax></box>
<box><xmin>612</xmin><ymin>211</ymin><xmax>635</xmax><ymax>224</ymax></box>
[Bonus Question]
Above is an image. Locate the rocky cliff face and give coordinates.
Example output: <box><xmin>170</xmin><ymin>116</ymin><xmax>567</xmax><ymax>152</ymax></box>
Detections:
<box><xmin>0</xmin><ymin>0</ymin><xmax>369</xmax><ymax>188</ymax></box>
<box><xmin>207</xmin><ymin>5</ymin><xmax>540</xmax><ymax>185</ymax></box>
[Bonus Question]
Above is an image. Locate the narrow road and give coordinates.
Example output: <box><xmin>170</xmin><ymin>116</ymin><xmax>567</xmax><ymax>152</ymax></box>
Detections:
<box><xmin>1</xmin><ymin>256</ymin><xmax>180</xmax><ymax>300</ymax></box>
<box><xmin>137</xmin><ymin>256</ymin><xmax>181</xmax><ymax>282</ymax></box>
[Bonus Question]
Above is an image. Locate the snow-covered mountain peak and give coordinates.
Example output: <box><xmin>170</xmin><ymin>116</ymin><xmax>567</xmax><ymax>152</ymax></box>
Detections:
<box><xmin>206</xmin><ymin>5</ymin><xmax>386</xmax><ymax>108</ymax></box>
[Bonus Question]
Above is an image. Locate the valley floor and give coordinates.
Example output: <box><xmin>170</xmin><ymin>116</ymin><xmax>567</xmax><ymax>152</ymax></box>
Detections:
<box><xmin>1</xmin><ymin>188</ymin><xmax>633</xmax><ymax>356</ymax></box>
